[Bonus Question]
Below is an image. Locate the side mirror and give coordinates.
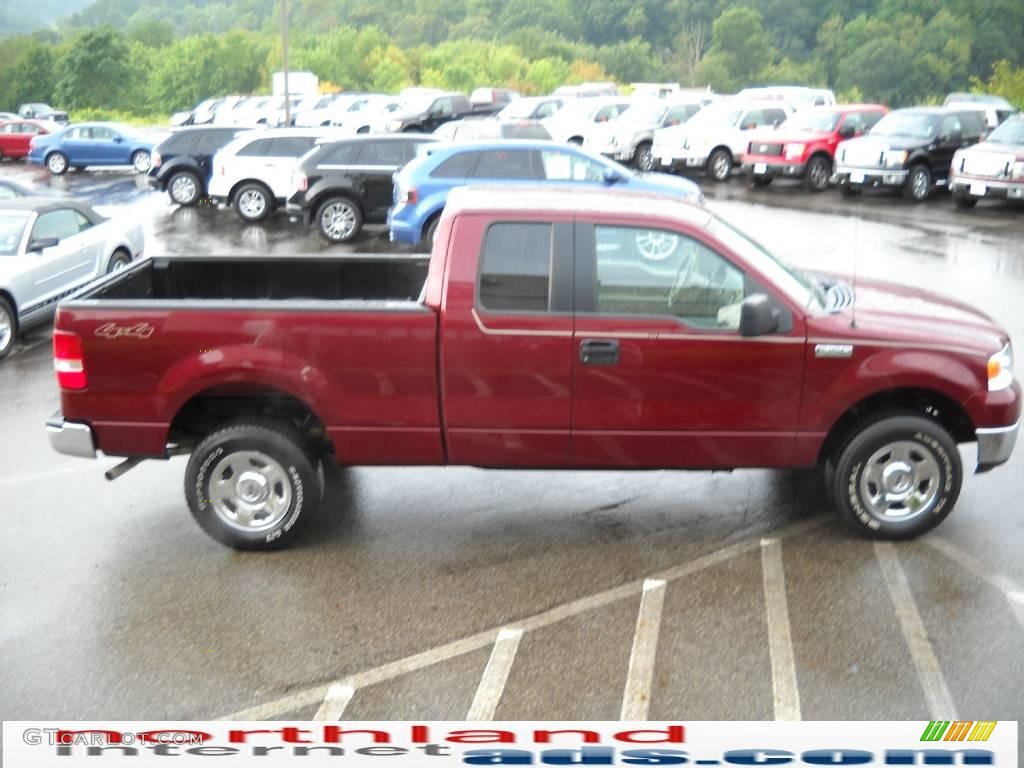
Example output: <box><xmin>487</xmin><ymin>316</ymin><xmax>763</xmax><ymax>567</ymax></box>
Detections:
<box><xmin>838</xmin><ymin>124</ymin><xmax>856</xmax><ymax>139</ymax></box>
<box><xmin>113</xmin><ymin>135</ymin><xmax>123</xmax><ymax>143</ymax></box>
<box><xmin>602</xmin><ymin>167</ymin><xmax>624</xmax><ymax>184</ymax></box>
<box><xmin>28</xmin><ymin>236</ymin><xmax>59</xmax><ymax>252</ymax></box>
<box><xmin>940</xmin><ymin>130</ymin><xmax>961</xmax><ymax>146</ymax></box>
<box><xmin>739</xmin><ymin>293</ymin><xmax>780</xmax><ymax>337</ymax></box>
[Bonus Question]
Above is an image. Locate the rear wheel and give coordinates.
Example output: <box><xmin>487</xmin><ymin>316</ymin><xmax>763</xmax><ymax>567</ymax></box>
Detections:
<box><xmin>106</xmin><ymin>249</ymin><xmax>132</xmax><ymax>274</ymax></box>
<box><xmin>750</xmin><ymin>175</ymin><xmax>773</xmax><ymax>188</ymax></box>
<box><xmin>317</xmin><ymin>197</ymin><xmax>363</xmax><ymax>243</ymax></box>
<box><xmin>184</xmin><ymin>420</ymin><xmax>323</xmax><ymax>550</ymax></box>
<box><xmin>903</xmin><ymin>164</ymin><xmax>932</xmax><ymax>202</ymax></box>
<box><xmin>131</xmin><ymin>150</ymin><xmax>151</xmax><ymax>174</ymax></box>
<box><xmin>840</xmin><ymin>181</ymin><xmax>862</xmax><ymax>197</ymax></box>
<box><xmin>634</xmin><ymin>141</ymin><xmax>654</xmax><ymax>171</ymax></box>
<box><xmin>234</xmin><ymin>182</ymin><xmax>273</xmax><ymax>222</ymax></box>
<box><xmin>421</xmin><ymin>215</ymin><xmax>441</xmax><ymax>252</ymax></box>
<box><xmin>803</xmin><ymin>155</ymin><xmax>832</xmax><ymax>192</ymax></box>
<box><xmin>168</xmin><ymin>171</ymin><xmax>202</xmax><ymax>206</ymax></box>
<box><xmin>708</xmin><ymin>147</ymin><xmax>732</xmax><ymax>182</ymax></box>
<box><xmin>46</xmin><ymin>151</ymin><xmax>68</xmax><ymax>175</ymax></box>
<box><xmin>0</xmin><ymin>297</ymin><xmax>15</xmax><ymax>359</ymax></box>
<box><xmin>831</xmin><ymin>414</ymin><xmax>961</xmax><ymax>539</ymax></box>
<box><xmin>953</xmin><ymin>190</ymin><xmax>977</xmax><ymax>209</ymax></box>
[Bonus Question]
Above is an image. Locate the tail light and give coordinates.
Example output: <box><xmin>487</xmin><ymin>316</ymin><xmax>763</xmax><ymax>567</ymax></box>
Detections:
<box><xmin>151</xmin><ymin>150</ymin><xmax>162</xmax><ymax>169</ymax></box>
<box><xmin>404</xmin><ymin>187</ymin><xmax>418</xmax><ymax>205</ymax></box>
<box><xmin>54</xmin><ymin>331</ymin><xmax>87</xmax><ymax>390</ymax></box>
<box><xmin>293</xmin><ymin>172</ymin><xmax>308</xmax><ymax>192</ymax></box>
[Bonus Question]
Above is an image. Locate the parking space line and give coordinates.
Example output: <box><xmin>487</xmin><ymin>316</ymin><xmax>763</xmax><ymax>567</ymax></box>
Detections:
<box><xmin>313</xmin><ymin>684</ymin><xmax>355</xmax><ymax>721</ymax></box>
<box><xmin>467</xmin><ymin>628</ymin><xmax>523</xmax><ymax>720</ymax></box>
<box><xmin>0</xmin><ymin>464</ymin><xmax>99</xmax><ymax>490</ymax></box>
<box><xmin>924</xmin><ymin>537</ymin><xmax>1024</xmax><ymax>630</ymax></box>
<box><xmin>620</xmin><ymin>579</ymin><xmax>666</xmax><ymax>720</ymax></box>
<box><xmin>760</xmin><ymin>538</ymin><xmax>801</xmax><ymax>721</ymax></box>
<box><xmin>220</xmin><ymin>515</ymin><xmax>826</xmax><ymax>720</ymax></box>
<box><xmin>875</xmin><ymin>542</ymin><xmax>958</xmax><ymax>719</ymax></box>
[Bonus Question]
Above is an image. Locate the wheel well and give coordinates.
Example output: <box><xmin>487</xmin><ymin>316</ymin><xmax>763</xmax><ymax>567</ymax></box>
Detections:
<box><xmin>807</xmin><ymin>150</ymin><xmax>832</xmax><ymax>167</ymax></box>
<box><xmin>0</xmin><ymin>289</ymin><xmax>16</xmax><ymax>332</ymax></box>
<box><xmin>908</xmin><ymin>157</ymin><xmax>931</xmax><ymax>173</ymax></box>
<box><xmin>110</xmin><ymin>246</ymin><xmax>131</xmax><ymax>265</ymax></box>
<box><xmin>567</xmin><ymin>136</ymin><xmax>583</xmax><ymax>144</ymax></box>
<box><xmin>710</xmin><ymin>145</ymin><xmax>732</xmax><ymax>161</ymax></box>
<box><xmin>228</xmin><ymin>178</ymin><xmax>271</xmax><ymax>204</ymax></box>
<box><xmin>312</xmin><ymin>190</ymin><xmax>363</xmax><ymax>219</ymax></box>
<box><xmin>818</xmin><ymin>387</ymin><xmax>976</xmax><ymax>465</ymax></box>
<box><xmin>421</xmin><ymin>210</ymin><xmax>443</xmax><ymax>240</ymax></box>
<box><xmin>169</xmin><ymin>385</ymin><xmax>332</xmax><ymax>456</ymax></box>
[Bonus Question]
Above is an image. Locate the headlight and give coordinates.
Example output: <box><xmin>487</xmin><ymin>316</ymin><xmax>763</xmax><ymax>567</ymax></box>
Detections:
<box><xmin>988</xmin><ymin>343</ymin><xmax>1014</xmax><ymax>391</ymax></box>
<box><xmin>883</xmin><ymin>150</ymin><xmax>908</xmax><ymax>168</ymax></box>
<box><xmin>1011</xmin><ymin>162</ymin><xmax>1024</xmax><ymax>181</ymax></box>
<box><xmin>785</xmin><ymin>143</ymin><xmax>805</xmax><ymax>160</ymax></box>
<box><xmin>951</xmin><ymin>150</ymin><xmax>964</xmax><ymax>173</ymax></box>
<box><xmin>151</xmin><ymin>151</ymin><xmax>161</xmax><ymax>169</ymax></box>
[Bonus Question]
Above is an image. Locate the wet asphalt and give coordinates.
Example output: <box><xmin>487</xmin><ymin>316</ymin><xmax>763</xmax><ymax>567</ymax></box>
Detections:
<box><xmin>0</xmin><ymin>160</ymin><xmax>1022</xmax><ymax>728</ymax></box>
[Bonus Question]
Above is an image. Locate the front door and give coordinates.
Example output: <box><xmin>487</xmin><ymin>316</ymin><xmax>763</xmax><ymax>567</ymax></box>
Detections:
<box><xmin>24</xmin><ymin>208</ymin><xmax>96</xmax><ymax>318</ymax></box>
<box><xmin>571</xmin><ymin>220</ymin><xmax>806</xmax><ymax>469</ymax></box>
<box><xmin>440</xmin><ymin>214</ymin><xmax>575</xmax><ymax>467</ymax></box>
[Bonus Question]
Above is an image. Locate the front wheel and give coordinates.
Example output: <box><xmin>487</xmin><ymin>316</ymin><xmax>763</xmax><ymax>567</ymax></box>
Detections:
<box><xmin>184</xmin><ymin>420</ymin><xmax>323</xmax><ymax>550</ymax></box>
<box><xmin>131</xmin><ymin>150</ymin><xmax>151</xmax><ymax>174</ymax></box>
<box><xmin>234</xmin><ymin>182</ymin><xmax>273</xmax><ymax>222</ymax></box>
<box><xmin>47</xmin><ymin>151</ymin><xmax>69</xmax><ymax>175</ymax></box>
<box><xmin>168</xmin><ymin>171</ymin><xmax>202</xmax><ymax>206</ymax></box>
<box><xmin>708</xmin><ymin>148</ymin><xmax>732</xmax><ymax>182</ymax></box>
<box><xmin>903</xmin><ymin>164</ymin><xmax>932</xmax><ymax>202</ymax></box>
<box><xmin>803</xmin><ymin>155</ymin><xmax>832</xmax><ymax>192</ymax></box>
<box><xmin>953</xmin><ymin>191</ymin><xmax>977</xmax><ymax>209</ymax></box>
<box><xmin>750</xmin><ymin>174</ymin><xmax>773</xmax><ymax>188</ymax></box>
<box><xmin>831</xmin><ymin>414</ymin><xmax>961</xmax><ymax>539</ymax></box>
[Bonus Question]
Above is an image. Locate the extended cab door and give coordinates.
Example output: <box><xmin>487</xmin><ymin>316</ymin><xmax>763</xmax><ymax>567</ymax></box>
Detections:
<box><xmin>570</xmin><ymin>219</ymin><xmax>806</xmax><ymax>469</ymax></box>
<box><xmin>440</xmin><ymin>214</ymin><xmax>575</xmax><ymax>467</ymax></box>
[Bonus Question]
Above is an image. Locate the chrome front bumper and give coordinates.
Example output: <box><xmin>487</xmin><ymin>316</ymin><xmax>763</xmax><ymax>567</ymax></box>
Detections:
<box><xmin>976</xmin><ymin>419</ymin><xmax>1019</xmax><ymax>473</ymax></box>
<box><xmin>46</xmin><ymin>412</ymin><xmax>97</xmax><ymax>459</ymax></box>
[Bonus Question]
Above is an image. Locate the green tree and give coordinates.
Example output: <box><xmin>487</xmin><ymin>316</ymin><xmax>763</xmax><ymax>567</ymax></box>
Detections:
<box><xmin>55</xmin><ymin>27</ymin><xmax>133</xmax><ymax>110</ymax></box>
<box><xmin>9</xmin><ymin>39</ymin><xmax>58</xmax><ymax>106</ymax></box>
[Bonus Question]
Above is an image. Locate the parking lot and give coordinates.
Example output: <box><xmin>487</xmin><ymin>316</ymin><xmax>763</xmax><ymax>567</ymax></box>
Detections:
<box><xmin>1</xmin><ymin>163</ymin><xmax>1022</xmax><ymax>727</ymax></box>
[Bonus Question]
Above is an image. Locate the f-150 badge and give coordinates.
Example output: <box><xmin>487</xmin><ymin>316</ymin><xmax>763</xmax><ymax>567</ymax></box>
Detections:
<box><xmin>95</xmin><ymin>322</ymin><xmax>155</xmax><ymax>340</ymax></box>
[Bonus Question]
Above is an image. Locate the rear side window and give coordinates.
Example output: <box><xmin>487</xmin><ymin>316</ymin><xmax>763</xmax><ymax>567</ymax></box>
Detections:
<box><xmin>237</xmin><ymin>138</ymin><xmax>273</xmax><ymax>157</ymax></box>
<box><xmin>479</xmin><ymin>223</ymin><xmax>553</xmax><ymax>312</ymax></box>
<box><xmin>163</xmin><ymin>132</ymin><xmax>201</xmax><ymax>154</ymax></box>
<box><xmin>431</xmin><ymin>151</ymin><xmax>476</xmax><ymax>178</ymax></box>
<box><xmin>472</xmin><ymin>149</ymin><xmax>537</xmax><ymax>179</ymax></box>
<box><xmin>196</xmin><ymin>130</ymin><xmax>239</xmax><ymax>154</ymax></box>
<box><xmin>959</xmin><ymin>112</ymin><xmax>986</xmax><ymax>140</ymax></box>
<box><xmin>356</xmin><ymin>141</ymin><xmax>406</xmax><ymax>166</ymax></box>
<box><xmin>268</xmin><ymin>137</ymin><xmax>317</xmax><ymax>157</ymax></box>
<box><xmin>33</xmin><ymin>209</ymin><xmax>86</xmax><ymax>241</ymax></box>
<box><xmin>318</xmin><ymin>142</ymin><xmax>360</xmax><ymax>165</ymax></box>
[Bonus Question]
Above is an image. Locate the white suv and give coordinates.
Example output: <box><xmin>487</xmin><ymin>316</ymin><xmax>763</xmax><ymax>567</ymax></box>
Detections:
<box><xmin>541</xmin><ymin>97</ymin><xmax>632</xmax><ymax>145</ymax></box>
<box><xmin>651</xmin><ymin>99</ymin><xmax>794</xmax><ymax>181</ymax></box>
<box><xmin>208</xmin><ymin>128</ymin><xmax>339</xmax><ymax>221</ymax></box>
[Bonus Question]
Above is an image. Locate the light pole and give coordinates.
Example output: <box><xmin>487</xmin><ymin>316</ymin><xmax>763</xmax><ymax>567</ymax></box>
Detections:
<box><xmin>282</xmin><ymin>0</ymin><xmax>291</xmax><ymax>125</ymax></box>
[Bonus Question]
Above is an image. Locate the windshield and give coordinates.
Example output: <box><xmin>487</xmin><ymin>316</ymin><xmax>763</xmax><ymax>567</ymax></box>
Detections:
<box><xmin>0</xmin><ymin>212</ymin><xmax>29</xmax><ymax>256</ymax></box>
<box><xmin>620</xmin><ymin>103</ymin><xmax>667</xmax><ymax>125</ymax></box>
<box><xmin>783</xmin><ymin>109</ymin><xmax>841</xmax><ymax>132</ymax></box>
<box><xmin>401</xmin><ymin>94</ymin><xmax>438</xmax><ymax>114</ymax></box>
<box><xmin>987</xmin><ymin>115</ymin><xmax>1024</xmax><ymax>145</ymax></box>
<box><xmin>707</xmin><ymin>215</ymin><xmax>820</xmax><ymax>310</ymax></box>
<box><xmin>499</xmin><ymin>99</ymin><xmax>542</xmax><ymax>119</ymax></box>
<box><xmin>687</xmin><ymin>104</ymin><xmax>743</xmax><ymax>127</ymax></box>
<box><xmin>871</xmin><ymin>112</ymin><xmax>940</xmax><ymax>139</ymax></box>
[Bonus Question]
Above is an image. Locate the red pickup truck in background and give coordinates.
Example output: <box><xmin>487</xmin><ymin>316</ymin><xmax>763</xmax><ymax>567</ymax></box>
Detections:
<box><xmin>47</xmin><ymin>186</ymin><xmax>1018</xmax><ymax>549</ymax></box>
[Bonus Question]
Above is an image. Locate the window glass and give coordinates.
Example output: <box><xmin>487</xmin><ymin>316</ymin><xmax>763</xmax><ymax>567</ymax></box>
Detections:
<box><xmin>863</xmin><ymin>111</ymin><xmax>885</xmax><ymax>130</ymax></box>
<box><xmin>765</xmin><ymin>109</ymin><xmax>788</xmax><ymax>126</ymax></box>
<box><xmin>431</xmin><ymin>151</ymin><xmax>476</xmax><ymax>178</ymax></box>
<box><xmin>65</xmin><ymin>127</ymin><xmax>84</xmax><ymax>140</ymax></box>
<box><xmin>165</xmin><ymin>132</ymin><xmax>201</xmax><ymax>154</ymax></box>
<box><xmin>593</xmin><ymin>226</ymin><xmax>746</xmax><ymax>330</ymax></box>
<box><xmin>540</xmin><ymin>149</ymin><xmax>606</xmax><ymax>182</ymax></box>
<box><xmin>268</xmin><ymin>137</ymin><xmax>317</xmax><ymax>157</ymax></box>
<box><xmin>664</xmin><ymin>105</ymin><xmax>695</xmax><ymax>126</ymax></box>
<box><xmin>431</xmin><ymin>97</ymin><xmax>454</xmax><ymax>117</ymax></box>
<box><xmin>940</xmin><ymin>115</ymin><xmax>962</xmax><ymax>141</ymax></box>
<box><xmin>452</xmin><ymin>96</ymin><xmax>471</xmax><ymax>113</ymax></box>
<box><xmin>0</xmin><ymin>185</ymin><xmax>17</xmax><ymax>199</ymax></box>
<box><xmin>472</xmin><ymin>149</ymin><xmax>537</xmax><ymax>179</ymax></box>
<box><xmin>0</xmin><ymin>211</ymin><xmax>29</xmax><ymax>253</ymax></box>
<box><xmin>959</xmin><ymin>112</ymin><xmax>985</xmax><ymax>139</ymax></box>
<box><xmin>356</xmin><ymin>140</ymin><xmax>406</xmax><ymax>166</ymax></box>
<box><xmin>196</xmin><ymin>130</ymin><xmax>238</xmax><ymax>154</ymax></box>
<box><xmin>536</xmin><ymin>101</ymin><xmax>559</xmax><ymax>119</ymax></box>
<box><xmin>32</xmin><ymin>209</ymin><xmax>84</xmax><ymax>242</ymax></box>
<box><xmin>318</xmin><ymin>142</ymin><xmax>360</xmax><ymax>165</ymax></box>
<box><xmin>237</xmin><ymin>138</ymin><xmax>273</xmax><ymax>157</ymax></box>
<box><xmin>479</xmin><ymin>223</ymin><xmax>553</xmax><ymax>312</ymax></box>
<box><xmin>0</xmin><ymin>124</ymin><xmax>14</xmax><ymax>134</ymax></box>
<box><xmin>91</xmin><ymin>127</ymin><xmax>115</xmax><ymax>141</ymax></box>
<box><xmin>74</xmin><ymin>210</ymin><xmax>93</xmax><ymax>231</ymax></box>
<box><xmin>740</xmin><ymin>110</ymin><xmax>764</xmax><ymax>129</ymax></box>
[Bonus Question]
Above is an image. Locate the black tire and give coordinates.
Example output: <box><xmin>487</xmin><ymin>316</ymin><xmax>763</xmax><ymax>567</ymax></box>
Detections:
<box><xmin>953</xmin><ymin>191</ymin><xmax>977</xmax><ymax>209</ymax></box>
<box><xmin>634</xmin><ymin>141</ymin><xmax>654</xmax><ymax>171</ymax></box>
<box><xmin>106</xmin><ymin>249</ymin><xmax>132</xmax><ymax>274</ymax></box>
<box><xmin>184</xmin><ymin>420</ymin><xmax>323</xmax><ymax>550</ymax></box>
<box><xmin>567</xmin><ymin>136</ymin><xmax>583</xmax><ymax>145</ymax></box>
<box><xmin>316</xmin><ymin>196</ymin><xmax>363</xmax><ymax>243</ymax></box>
<box><xmin>234</xmin><ymin>181</ymin><xmax>273</xmax><ymax>222</ymax></box>
<box><xmin>46</xmin><ymin>151</ymin><xmax>69</xmax><ymax>175</ymax></box>
<box><xmin>903</xmin><ymin>164</ymin><xmax>932</xmax><ymax>202</ymax></box>
<box><xmin>750</xmin><ymin>174</ymin><xmax>773</xmax><ymax>188</ymax></box>
<box><xmin>131</xmin><ymin>149</ymin><xmax>151</xmax><ymax>174</ymax></box>
<box><xmin>0</xmin><ymin>147</ymin><xmax>4</xmax><ymax>161</ymax></box>
<box><xmin>0</xmin><ymin>296</ymin><xmax>15</xmax><ymax>360</ymax></box>
<box><xmin>421</xmin><ymin>215</ymin><xmax>441</xmax><ymax>252</ymax></box>
<box><xmin>840</xmin><ymin>181</ymin><xmax>862</xmax><ymax>197</ymax></box>
<box><xmin>831</xmin><ymin>413</ymin><xmax>962</xmax><ymax>540</ymax></box>
<box><xmin>803</xmin><ymin>155</ymin><xmax>832</xmax><ymax>192</ymax></box>
<box><xmin>403</xmin><ymin>125</ymin><xmax>423</xmax><ymax>133</ymax></box>
<box><xmin>167</xmin><ymin>170</ymin><xmax>202</xmax><ymax>206</ymax></box>
<box><xmin>708</xmin><ymin>147</ymin><xmax>732</xmax><ymax>182</ymax></box>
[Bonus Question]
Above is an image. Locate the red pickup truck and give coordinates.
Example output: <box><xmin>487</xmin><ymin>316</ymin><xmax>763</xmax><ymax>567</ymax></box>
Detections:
<box><xmin>47</xmin><ymin>186</ymin><xmax>1019</xmax><ymax>549</ymax></box>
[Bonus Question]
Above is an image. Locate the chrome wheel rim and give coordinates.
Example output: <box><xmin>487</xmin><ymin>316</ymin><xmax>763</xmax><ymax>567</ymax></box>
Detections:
<box><xmin>859</xmin><ymin>440</ymin><xmax>941</xmax><ymax>522</ymax></box>
<box><xmin>48</xmin><ymin>154</ymin><xmax>66</xmax><ymax>173</ymax></box>
<box><xmin>133</xmin><ymin>152</ymin><xmax>151</xmax><ymax>173</ymax></box>
<box><xmin>0</xmin><ymin>308</ymin><xmax>12</xmax><ymax>352</ymax></box>
<box><xmin>111</xmin><ymin>257</ymin><xmax>128</xmax><ymax>272</ymax></box>
<box><xmin>912</xmin><ymin>170</ymin><xmax>929</xmax><ymax>199</ymax></box>
<box><xmin>238</xmin><ymin>189</ymin><xmax>266</xmax><ymax>219</ymax></box>
<box><xmin>171</xmin><ymin>175</ymin><xmax>198</xmax><ymax>204</ymax></box>
<box><xmin>321</xmin><ymin>202</ymin><xmax>357</xmax><ymax>241</ymax></box>
<box><xmin>635</xmin><ymin>229</ymin><xmax>679</xmax><ymax>261</ymax></box>
<box><xmin>809</xmin><ymin>161</ymin><xmax>829</xmax><ymax>190</ymax></box>
<box><xmin>712</xmin><ymin>153</ymin><xmax>730</xmax><ymax>180</ymax></box>
<box><xmin>209</xmin><ymin>450</ymin><xmax>293</xmax><ymax>532</ymax></box>
<box><xmin>637</xmin><ymin>146</ymin><xmax>654</xmax><ymax>171</ymax></box>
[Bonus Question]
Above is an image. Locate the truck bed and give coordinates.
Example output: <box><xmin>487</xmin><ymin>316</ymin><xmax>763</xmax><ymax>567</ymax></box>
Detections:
<box><xmin>84</xmin><ymin>254</ymin><xmax>430</xmax><ymax>304</ymax></box>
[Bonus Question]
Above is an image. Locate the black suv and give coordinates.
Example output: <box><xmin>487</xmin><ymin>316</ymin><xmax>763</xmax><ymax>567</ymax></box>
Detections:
<box><xmin>148</xmin><ymin>126</ymin><xmax>243</xmax><ymax>206</ymax></box>
<box><xmin>287</xmin><ymin>134</ymin><xmax>437</xmax><ymax>243</ymax></box>
<box><xmin>383</xmin><ymin>93</ymin><xmax>474</xmax><ymax>134</ymax></box>
<box><xmin>834</xmin><ymin>106</ymin><xmax>988</xmax><ymax>201</ymax></box>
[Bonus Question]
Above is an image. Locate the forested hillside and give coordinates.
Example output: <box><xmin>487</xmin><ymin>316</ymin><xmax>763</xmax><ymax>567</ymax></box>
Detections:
<box><xmin>1</xmin><ymin>0</ymin><xmax>1022</xmax><ymax>117</ymax></box>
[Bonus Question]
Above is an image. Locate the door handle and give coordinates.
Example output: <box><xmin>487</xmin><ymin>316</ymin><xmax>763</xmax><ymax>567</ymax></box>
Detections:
<box><xmin>579</xmin><ymin>338</ymin><xmax>619</xmax><ymax>366</ymax></box>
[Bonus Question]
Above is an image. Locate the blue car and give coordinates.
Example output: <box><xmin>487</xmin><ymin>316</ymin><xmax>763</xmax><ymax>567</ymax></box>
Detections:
<box><xmin>387</xmin><ymin>140</ymin><xmax>703</xmax><ymax>246</ymax></box>
<box><xmin>28</xmin><ymin>122</ymin><xmax>155</xmax><ymax>176</ymax></box>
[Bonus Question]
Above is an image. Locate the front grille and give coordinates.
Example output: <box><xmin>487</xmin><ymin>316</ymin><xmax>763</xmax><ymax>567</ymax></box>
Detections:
<box><xmin>961</xmin><ymin>152</ymin><xmax>1014</xmax><ymax>179</ymax></box>
<box><xmin>752</xmin><ymin>142</ymin><xmax>784</xmax><ymax>157</ymax></box>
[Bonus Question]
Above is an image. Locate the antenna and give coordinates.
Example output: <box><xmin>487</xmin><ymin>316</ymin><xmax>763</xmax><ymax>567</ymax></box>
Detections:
<box><xmin>850</xmin><ymin>213</ymin><xmax>858</xmax><ymax>329</ymax></box>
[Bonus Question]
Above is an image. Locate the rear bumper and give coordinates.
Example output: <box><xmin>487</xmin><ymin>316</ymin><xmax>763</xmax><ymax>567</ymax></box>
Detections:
<box><xmin>46</xmin><ymin>411</ymin><xmax>96</xmax><ymax>459</ymax></box>
<box><xmin>976</xmin><ymin>419</ymin><xmax>1019</xmax><ymax>473</ymax></box>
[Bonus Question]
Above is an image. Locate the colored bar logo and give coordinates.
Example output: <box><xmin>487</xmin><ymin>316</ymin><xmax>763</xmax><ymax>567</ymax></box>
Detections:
<box><xmin>921</xmin><ymin>721</ymin><xmax>996</xmax><ymax>742</ymax></box>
